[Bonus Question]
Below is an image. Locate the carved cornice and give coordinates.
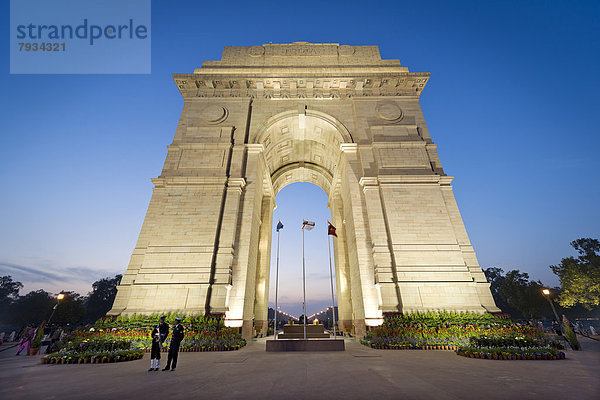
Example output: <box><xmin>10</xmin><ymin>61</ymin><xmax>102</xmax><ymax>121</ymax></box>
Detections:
<box><xmin>172</xmin><ymin>73</ymin><xmax>430</xmax><ymax>99</ymax></box>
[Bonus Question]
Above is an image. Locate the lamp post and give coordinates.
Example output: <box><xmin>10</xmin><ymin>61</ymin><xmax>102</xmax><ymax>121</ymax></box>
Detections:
<box><xmin>47</xmin><ymin>292</ymin><xmax>65</xmax><ymax>325</ymax></box>
<box><xmin>542</xmin><ymin>288</ymin><xmax>562</xmax><ymax>334</ymax></box>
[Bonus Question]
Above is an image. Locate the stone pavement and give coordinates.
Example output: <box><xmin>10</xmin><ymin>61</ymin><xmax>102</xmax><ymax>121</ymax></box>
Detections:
<box><xmin>0</xmin><ymin>336</ymin><xmax>598</xmax><ymax>400</ymax></box>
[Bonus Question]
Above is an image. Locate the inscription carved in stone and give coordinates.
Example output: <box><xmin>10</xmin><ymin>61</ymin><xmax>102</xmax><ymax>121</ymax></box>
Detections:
<box><xmin>338</xmin><ymin>45</ymin><xmax>355</xmax><ymax>56</ymax></box>
<box><xmin>248</xmin><ymin>46</ymin><xmax>264</xmax><ymax>57</ymax></box>
<box><xmin>265</xmin><ymin>44</ymin><xmax>338</xmax><ymax>57</ymax></box>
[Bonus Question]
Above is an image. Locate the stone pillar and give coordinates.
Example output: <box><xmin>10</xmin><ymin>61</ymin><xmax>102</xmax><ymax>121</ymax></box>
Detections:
<box><xmin>329</xmin><ymin>198</ymin><xmax>353</xmax><ymax>334</ymax></box>
<box><xmin>225</xmin><ymin>144</ymin><xmax>265</xmax><ymax>339</ymax></box>
<box><xmin>339</xmin><ymin>144</ymin><xmax>380</xmax><ymax>336</ymax></box>
<box><xmin>253</xmin><ymin>195</ymin><xmax>275</xmax><ymax>336</ymax></box>
<box><xmin>360</xmin><ymin>177</ymin><xmax>401</xmax><ymax>313</ymax></box>
<box><xmin>206</xmin><ymin>177</ymin><xmax>246</xmax><ymax>314</ymax></box>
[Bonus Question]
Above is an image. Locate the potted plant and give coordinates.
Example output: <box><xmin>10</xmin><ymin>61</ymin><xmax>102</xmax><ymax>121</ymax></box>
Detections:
<box><xmin>29</xmin><ymin>321</ymin><xmax>46</xmax><ymax>355</ymax></box>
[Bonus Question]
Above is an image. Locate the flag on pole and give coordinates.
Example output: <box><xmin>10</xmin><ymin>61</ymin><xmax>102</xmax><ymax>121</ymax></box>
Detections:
<box><xmin>276</xmin><ymin>221</ymin><xmax>284</xmax><ymax>232</ymax></box>
<box><xmin>327</xmin><ymin>221</ymin><xmax>337</xmax><ymax>237</ymax></box>
<box><xmin>302</xmin><ymin>220</ymin><xmax>315</xmax><ymax>230</ymax></box>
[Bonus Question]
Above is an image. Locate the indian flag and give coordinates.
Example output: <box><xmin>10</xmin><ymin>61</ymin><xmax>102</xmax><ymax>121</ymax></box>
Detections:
<box><xmin>302</xmin><ymin>220</ymin><xmax>315</xmax><ymax>230</ymax></box>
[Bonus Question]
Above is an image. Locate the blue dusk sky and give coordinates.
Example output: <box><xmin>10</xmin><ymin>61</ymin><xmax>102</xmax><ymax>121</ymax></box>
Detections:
<box><xmin>1</xmin><ymin>1</ymin><xmax>598</xmax><ymax>317</ymax></box>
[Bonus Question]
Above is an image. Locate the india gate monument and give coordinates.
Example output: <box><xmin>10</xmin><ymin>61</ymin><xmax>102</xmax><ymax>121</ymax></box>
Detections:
<box><xmin>109</xmin><ymin>43</ymin><xmax>500</xmax><ymax>338</ymax></box>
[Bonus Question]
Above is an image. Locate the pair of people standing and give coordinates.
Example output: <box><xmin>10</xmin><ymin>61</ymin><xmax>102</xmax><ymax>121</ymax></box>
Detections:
<box><xmin>15</xmin><ymin>327</ymin><xmax>35</xmax><ymax>355</ymax></box>
<box><xmin>148</xmin><ymin>316</ymin><xmax>185</xmax><ymax>372</ymax></box>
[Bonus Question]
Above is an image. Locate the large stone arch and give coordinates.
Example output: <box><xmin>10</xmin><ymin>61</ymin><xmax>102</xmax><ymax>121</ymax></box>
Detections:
<box><xmin>109</xmin><ymin>43</ymin><xmax>500</xmax><ymax>339</ymax></box>
<box><xmin>244</xmin><ymin>109</ymin><xmax>370</xmax><ymax>336</ymax></box>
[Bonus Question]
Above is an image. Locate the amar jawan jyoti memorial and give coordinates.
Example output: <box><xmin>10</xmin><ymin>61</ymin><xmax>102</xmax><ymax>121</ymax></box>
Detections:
<box><xmin>109</xmin><ymin>43</ymin><xmax>500</xmax><ymax>338</ymax></box>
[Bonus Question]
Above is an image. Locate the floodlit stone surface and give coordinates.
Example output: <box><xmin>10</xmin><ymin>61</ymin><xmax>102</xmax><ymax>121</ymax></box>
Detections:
<box><xmin>109</xmin><ymin>43</ymin><xmax>500</xmax><ymax>338</ymax></box>
<box><xmin>1</xmin><ymin>337</ymin><xmax>599</xmax><ymax>399</ymax></box>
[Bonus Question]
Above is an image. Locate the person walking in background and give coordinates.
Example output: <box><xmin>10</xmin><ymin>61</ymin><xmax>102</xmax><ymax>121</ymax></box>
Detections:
<box><xmin>163</xmin><ymin>317</ymin><xmax>184</xmax><ymax>371</ymax></box>
<box><xmin>149</xmin><ymin>315</ymin><xmax>169</xmax><ymax>371</ymax></box>
<box><xmin>15</xmin><ymin>328</ymin><xmax>34</xmax><ymax>355</ymax></box>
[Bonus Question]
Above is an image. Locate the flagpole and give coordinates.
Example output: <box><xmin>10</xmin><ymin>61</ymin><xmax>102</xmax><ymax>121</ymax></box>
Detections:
<box><xmin>327</xmin><ymin>233</ymin><xmax>337</xmax><ymax>339</ymax></box>
<box><xmin>302</xmin><ymin>223</ymin><xmax>307</xmax><ymax>340</ymax></box>
<box><xmin>274</xmin><ymin>228</ymin><xmax>280</xmax><ymax>340</ymax></box>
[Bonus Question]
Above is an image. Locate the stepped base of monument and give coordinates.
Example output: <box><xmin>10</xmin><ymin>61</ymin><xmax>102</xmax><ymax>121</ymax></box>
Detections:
<box><xmin>266</xmin><ymin>339</ymin><xmax>345</xmax><ymax>352</ymax></box>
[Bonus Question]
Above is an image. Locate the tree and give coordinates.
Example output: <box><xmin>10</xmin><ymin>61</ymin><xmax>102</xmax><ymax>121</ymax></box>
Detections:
<box><xmin>84</xmin><ymin>274</ymin><xmax>122</xmax><ymax>322</ymax></box>
<box><xmin>53</xmin><ymin>291</ymin><xmax>85</xmax><ymax>324</ymax></box>
<box><xmin>498</xmin><ymin>270</ymin><xmax>546</xmax><ymax>319</ymax></box>
<box><xmin>0</xmin><ymin>275</ymin><xmax>23</xmax><ymax>304</ymax></box>
<box><xmin>9</xmin><ymin>290</ymin><xmax>55</xmax><ymax>326</ymax></box>
<box><xmin>483</xmin><ymin>267</ymin><xmax>508</xmax><ymax>311</ymax></box>
<box><xmin>0</xmin><ymin>275</ymin><xmax>24</xmax><ymax>325</ymax></box>
<box><xmin>550</xmin><ymin>238</ymin><xmax>600</xmax><ymax>310</ymax></box>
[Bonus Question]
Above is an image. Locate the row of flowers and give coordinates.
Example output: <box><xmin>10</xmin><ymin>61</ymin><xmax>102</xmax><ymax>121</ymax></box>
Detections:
<box><xmin>361</xmin><ymin>336</ymin><xmax>468</xmax><ymax>349</ymax></box>
<box><xmin>360</xmin><ymin>337</ymin><xmax>461</xmax><ymax>350</ymax></box>
<box><xmin>70</xmin><ymin>328</ymin><xmax>246</xmax><ymax>351</ymax></box>
<box><xmin>93</xmin><ymin>313</ymin><xmax>227</xmax><ymax>331</ymax></box>
<box><xmin>363</xmin><ymin>312</ymin><xmax>550</xmax><ymax>350</ymax></box>
<box><xmin>382</xmin><ymin>311</ymin><xmax>512</xmax><ymax>327</ymax></box>
<box><xmin>468</xmin><ymin>335</ymin><xmax>561</xmax><ymax>349</ymax></box>
<box><xmin>43</xmin><ymin>349</ymin><xmax>144</xmax><ymax>365</ymax></box>
<box><xmin>42</xmin><ymin>314</ymin><xmax>247</xmax><ymax>365</ymax></box>
<box><xmin>455</xmin><ymin>346</ymin><xmax>565</xmax><ymax>360</ymax></box>
<box><xmin>368</xmin><ymin>322</ymin><xmax>545</xmax><ymax>342</ymax></box>
<box><xmin>360</xmin><ymin>312</ymin><xmax>566</xmax><ymax>360</ymax></box>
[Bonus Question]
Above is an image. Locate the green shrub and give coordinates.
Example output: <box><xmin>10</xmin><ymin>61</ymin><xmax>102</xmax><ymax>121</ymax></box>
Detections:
<box><xmin>563</xmin><ymin>325</ymin><xmax>580</xmax><ymax>350</ymax></box>
<box><xmin>458</xmin><ymin>346</ymin><xmax>559</xmax><ymax>357</ymax></box>
<box><xmin>382</xmin><ymin>311</ymin><xmax>511</xmax><ymax>327</ymax></box>
<box><xmin>469</xmin><ymin>336</ymin><xmax>547</xmax><ymax>348</ymax></box>
<box><xmin>93</xmin><ymin>313</ymin><xmax>226</xmax><ymax>331</ymax></box>
<box><xmin>32</xmin><ymin>321</ymin><xmax>46</xmax><ymax>348</ymax></box>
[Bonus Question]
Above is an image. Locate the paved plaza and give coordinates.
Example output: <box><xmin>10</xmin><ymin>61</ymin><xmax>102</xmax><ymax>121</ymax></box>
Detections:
<box><xmin>1</xmin><ymin>336</ymin><xmax>598</xmax><ymax>400</ymax></box>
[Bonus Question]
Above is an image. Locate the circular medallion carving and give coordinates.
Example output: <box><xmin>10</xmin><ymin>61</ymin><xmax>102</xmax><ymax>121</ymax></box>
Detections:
<box><xmin>375</xmin><ymin>102</ymin><xmax>403</xmax><ymax>122</ymax></box>
<box><xmin>200</xmin><ymin>105</ymin><xmax>228</xmax><ymax>124</ymax></box>
<box><xmin>338</xmin><ymin>45</ymin><xmax>355</xmax><ymax>56</ymax></box>
<box><xmin>248</xmin><ymin>46</ymin><xmax>265</xmax><ymax>57</ymax></box>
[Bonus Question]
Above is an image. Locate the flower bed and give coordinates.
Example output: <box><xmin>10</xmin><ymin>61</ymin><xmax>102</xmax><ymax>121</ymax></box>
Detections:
<box><xmin>42</xmin><ymin>314</ymin><xmax>246</xmax><ymax>365</ymax></box>
<box><xmin>454</xmin><ymin>334</ymin><xmax>565</xmax><ymax>360</ymax></box>
<box><xmin>84</xmin><ymin>313</ymin><xmax>245</xmax><ymax>352</ymax></box>
<box><xmin>42</xmin><ymin>337</ymin><xmax>144</xmax><ymax>365</ymax></box>
<box><xmin>360</xmin><ymin>337</ymin><xmax>461</xmax><ymax>350</ymax></box>
<box><xmin>360</xmin><ymin>312</ymin><xmax>563</xmax><ymax>360</ymax></box>
<box><xmin>455</xmin><ymin>347</ymin><xmax>565</xmax><ymax>360</ymax></box>
<box><xmin>42</xmin><ymin>349</ymin><xmax>144</xmax><ymax>364</ymax></box>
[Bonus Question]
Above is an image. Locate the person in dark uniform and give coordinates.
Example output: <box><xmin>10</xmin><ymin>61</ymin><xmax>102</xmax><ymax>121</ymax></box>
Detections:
<box><xmin>163</xmin><ymin>317</ymin><xmax>184</xmax><ymax>371</ymax></box>
<box><xmin>148</xmin><ymin>315</ymin><xmax>169</xmax><ymax>371</ymax></box>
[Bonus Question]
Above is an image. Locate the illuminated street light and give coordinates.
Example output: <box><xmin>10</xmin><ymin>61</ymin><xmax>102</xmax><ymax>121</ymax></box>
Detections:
<box><xmin>542</xmin><ymin>288</ymin><xmax>562</xmax><ymax>334</ymax></box>
<box><xmin>47</xmin><ymin>291</ymin><xmax>65</xmax><ymax>324</ymax></box>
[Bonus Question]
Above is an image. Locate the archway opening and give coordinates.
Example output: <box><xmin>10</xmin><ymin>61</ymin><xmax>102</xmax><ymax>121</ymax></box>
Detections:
<box><xmin>268</xmin><ymin>182</ymin><xmax>336</xmax><ymax>327</ymax></box>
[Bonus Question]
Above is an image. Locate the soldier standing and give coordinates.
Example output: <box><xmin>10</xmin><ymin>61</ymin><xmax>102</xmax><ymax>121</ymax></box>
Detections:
<box><xmin>163</xmin><ymin>317</ymin><xmax>184</xmax><ymax>371</ymax></box>
<box><xmin>148</xmin><ymin>315</ymin><xmax>169</xmax><ymax>371</ymax></box>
